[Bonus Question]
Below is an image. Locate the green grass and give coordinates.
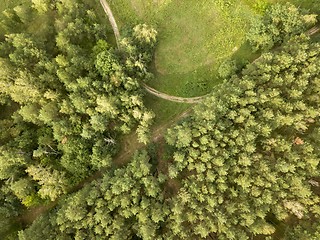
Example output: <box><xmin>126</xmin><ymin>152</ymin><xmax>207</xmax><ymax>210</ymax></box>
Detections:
<box><xmin>143</xmin><ymin>93</ymin><xmax>190</xmax><ymax>126</ymax></box>
<box><xmin>109</xmin><ymin>0</ymin><xmax>257</xmax><ymax>97</ymax></box>
<box><xmin>107</xmin><ymin>0</ymin><xmax>261</xmax><ymax>125</ymax></box>
<box><xmin>108</xmin><ymin>0</ymin><xmax>319</xmax><ymax>94</ymax></box>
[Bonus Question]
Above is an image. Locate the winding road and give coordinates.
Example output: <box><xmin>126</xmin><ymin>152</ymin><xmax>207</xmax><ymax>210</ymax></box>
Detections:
<box><xmin>100</xmin><ymin>0</ymin><xmax>207</xmax><ymax>104</ymax></box>
<box><xmin>141</xmin><ymin>83</ymin><xmax>206</xmax><ymax>103</ymax></box>
<box><xmin>100</xmin><ymin>0</ymin><xmax>320</xmax><ymax>104</ymax></box>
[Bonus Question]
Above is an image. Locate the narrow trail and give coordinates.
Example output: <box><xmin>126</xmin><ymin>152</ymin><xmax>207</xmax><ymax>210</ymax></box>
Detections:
<box><xmin>99</xmin><ymin>0</ymin><xmax>207</xmax><ymax>103</ymax></box>
<box><xmin>142</xmin><ymin>83</ymin><xmax>206</xmax><ymax>103</ymax></box>
<box><xmin>100</xmin><ymin>0</ymin><xmax>120</xmax><ymax>48</ymax></box>
<box><xmin>307</xmin><ymin>26</ymin><xmax>320</xmax><ymax>36</ymax></box>
<box><xmin>17</xmin><ymin>108</ymin><xmax>193</xmax><ymax>226</ymax></box>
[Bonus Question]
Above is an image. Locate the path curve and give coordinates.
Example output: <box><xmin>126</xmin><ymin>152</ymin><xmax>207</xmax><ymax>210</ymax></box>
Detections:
<box><xmin>142</xmin><ymin>82</ymin><xmax>206</xmax><ymax>103</ymax></box>
<box><xmin>100</xmin><ymin>0</ymin><xmax>121</xmax><ymax>48</ymax></box>
<box><xmin>99</xmin><ymin>0</ymin><xmax>207</xmax><ymax>103</ymax></box>
<box><xmin>307</xmin><ymin>26</ymin><xmax>320</xmax><ymax>36</ymax></box>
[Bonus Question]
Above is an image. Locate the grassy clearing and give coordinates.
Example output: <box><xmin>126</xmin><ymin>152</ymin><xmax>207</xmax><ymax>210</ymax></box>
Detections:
<box><xmin>109</xmin><ymin>0</ymin><xmax>257</xmax><ymax>98</ymax></box>
<box><xmin>107</xmin><ymin>0</ymin><xmax>260</xmax><ymax>126</ymax></box>
<box><xmin>143</xmin><ymin>92</ymin><xmax>190</xmax><ymax>126</ymax></box>
<box><xmin>108</xmin><ymin>0</ymin><xmax>319</xmax><ymax>95</ymax></box>
<box><xmin>153</xmin><ymin>1</ymin><xmax>255</xmax><ymax>75</ymax></box>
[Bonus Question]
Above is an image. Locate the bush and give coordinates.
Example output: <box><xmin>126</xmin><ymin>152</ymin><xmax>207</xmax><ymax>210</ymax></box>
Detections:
<box><xmin>218</xmin><ymin>59</ymin><xmax>237</xmax><ymax>79</ymax></box>
<box><xmin>246</xmin><ymin>3</ymin><xmax>317</xmax><ymax>51</ymax></box>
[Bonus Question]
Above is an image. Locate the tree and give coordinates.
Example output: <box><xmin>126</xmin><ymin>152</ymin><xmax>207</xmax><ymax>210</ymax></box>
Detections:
<box><xmin>18</xmin><ymin>213</ymin><xmax>70</xmax><ymax>240</ymax></box>
<box><xmin>21</xmin><ymin>150</ymin><xmax>168</xmax><ymax>240</ymax></box>
<box><xmin>284</xmin><ymin>220</ymin><xmax>320</xmax><ymax>240</ymax></box>
<box><xmin>0</xmin><ymin>0</ymin><xmax>159</xmax><ymax>237</ymax></box>
<box><xmin>0</xmin><ymin>0</ymin><xmax>157</xmax><ymax>193</ymax></box>
<box><xmin>218</xmin><ymin>59</ymin><xmax>238</xmax><ymax>79</ymax></box>
<box><xmin>246</xmin><ymin>3</ymin><xmax>317</xmax><ymax>51</ymax></box>
<box><xmin>26</xmin><ymin>165</ymin><xmax>69</xmax><ymax>201</ymax></box>
<box><xmin>165</xmin><ymin>35</ymin><xmax>320</xmax><ymax>239</ymax></box>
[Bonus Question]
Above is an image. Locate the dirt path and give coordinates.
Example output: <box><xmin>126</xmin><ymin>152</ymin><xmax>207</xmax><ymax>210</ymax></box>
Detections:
<box><xmin>307</xmin><ymin>26</ymin><xmax>320</xmax><ymax>36</ymax></box>
<box><xmin>99</xmin><ymin>0</ymin><xmax>208</xmax><ymax>103</ymax></box>
<box><xmin>17</xmin><ymin>107</ymin><xmax>194</xmax><ymax>226</ymax></box>
<box><xmin>100</xmin><ymin>0</ymin><xmax>120</xmax><ymax>48</ymax></box>
<box><xmin>142</xmin><ymin>83</ymin><xmax>207</xmax><ymax>103</ymax></box>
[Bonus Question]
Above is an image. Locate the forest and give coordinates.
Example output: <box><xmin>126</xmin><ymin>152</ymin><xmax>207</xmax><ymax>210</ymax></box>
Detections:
<box><xmin>0</xmin><ymin>0</ymin><xmax>320</xmax><ymax>239</ymax></box>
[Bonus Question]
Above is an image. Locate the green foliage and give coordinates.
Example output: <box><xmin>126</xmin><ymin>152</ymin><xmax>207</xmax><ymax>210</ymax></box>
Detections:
<box><xmin>20</xmin><ymin>150</ymin><xmax>168</xmax><ymax>240</ymax></box>
<box><xmin>218</xmin><ymin>59</ymin><xmax>238</xmax><ymax>79</ymax></box>
<box><xmin>246</xmin><ymin>3</ymin><xmax>317</xmax><ymax>51</ymax></box>
<box><xmin>0</xmin><ymin>186</ymin><xmax>21</xmax><ymax>237</ymax></box>
<box><xmin>31</xmin><ymin>0</ymin><xmax>52</xmax><ymax>14</ymax></box>
<box><xmin>2</xmin><ymin>1</ymin><xmax>320</xmax><ymax>239</ymax></box>
<box><xmin>9</xmin><ymin>178</ymin><xmax>35</xmax><ymax>201</ymax></box>
<box><xmin>18</xmin><ymin>213</ymin><xmax>70</xmax><ymax>240</ymax></box>
<box><xmin>0</xmin><ymin>0</ymin><xmax>156</xmax><ymax>206</ymax></box>
<box><xmin>26</xmin><ymin>165</ymin><xmax>69</xmax><ymax>201</ymax></box>
<box><xmin>0</xmin><ymin>3</ymin><xmax>157</xmax><ymax>237</ymax></box>
<box><xmin>165</xmin><ymin>35</ymin><xmax>320</xmax><ymax>239</ymax></box>
<box><xmin>284</xmin><ymin>220</ymin><xmax>320</xmax><ymax>240</ymax></box>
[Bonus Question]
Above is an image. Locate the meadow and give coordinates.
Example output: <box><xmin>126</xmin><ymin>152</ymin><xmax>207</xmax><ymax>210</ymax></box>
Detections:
<box><xmin>107</xmin><ymin>0</ymin><xmax>261</xmax><ymax>124</ymax></box>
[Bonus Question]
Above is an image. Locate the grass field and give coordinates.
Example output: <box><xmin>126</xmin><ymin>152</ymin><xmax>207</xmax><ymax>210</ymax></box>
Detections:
<box><xmin>107</xmin><ymin>0</ymin><xmax>260</xmax><ymax>123</ymax></box>
<box><xmin>109</xmin><ymin>0</ymin><xmax>257</xmax><ymax>97</ymax></box>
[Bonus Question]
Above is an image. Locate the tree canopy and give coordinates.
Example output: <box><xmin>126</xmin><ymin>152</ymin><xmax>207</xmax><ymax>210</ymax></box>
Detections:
<box><xmin>0</xmin><ymin>0</ymin><xmax>156</xmax><ymax>211</ymax></box>
<box><xmin>18</xmin><ymin>150</ymin><xmax>168</xmax><ymax>240</ymax></box>
<box><xmin>1</xmin><ymin>1</ymin><xmax>320</xmax><ymax>240</ymax></box>
<box><xmin>246</xmin><ymin>3</ymin><xmax>317</xmax><ymax>51</ymax></box>
<box><xmin>164</xmin><ymin>34</ymin><xmax>320</xmax><ymax>239</ymax></box>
